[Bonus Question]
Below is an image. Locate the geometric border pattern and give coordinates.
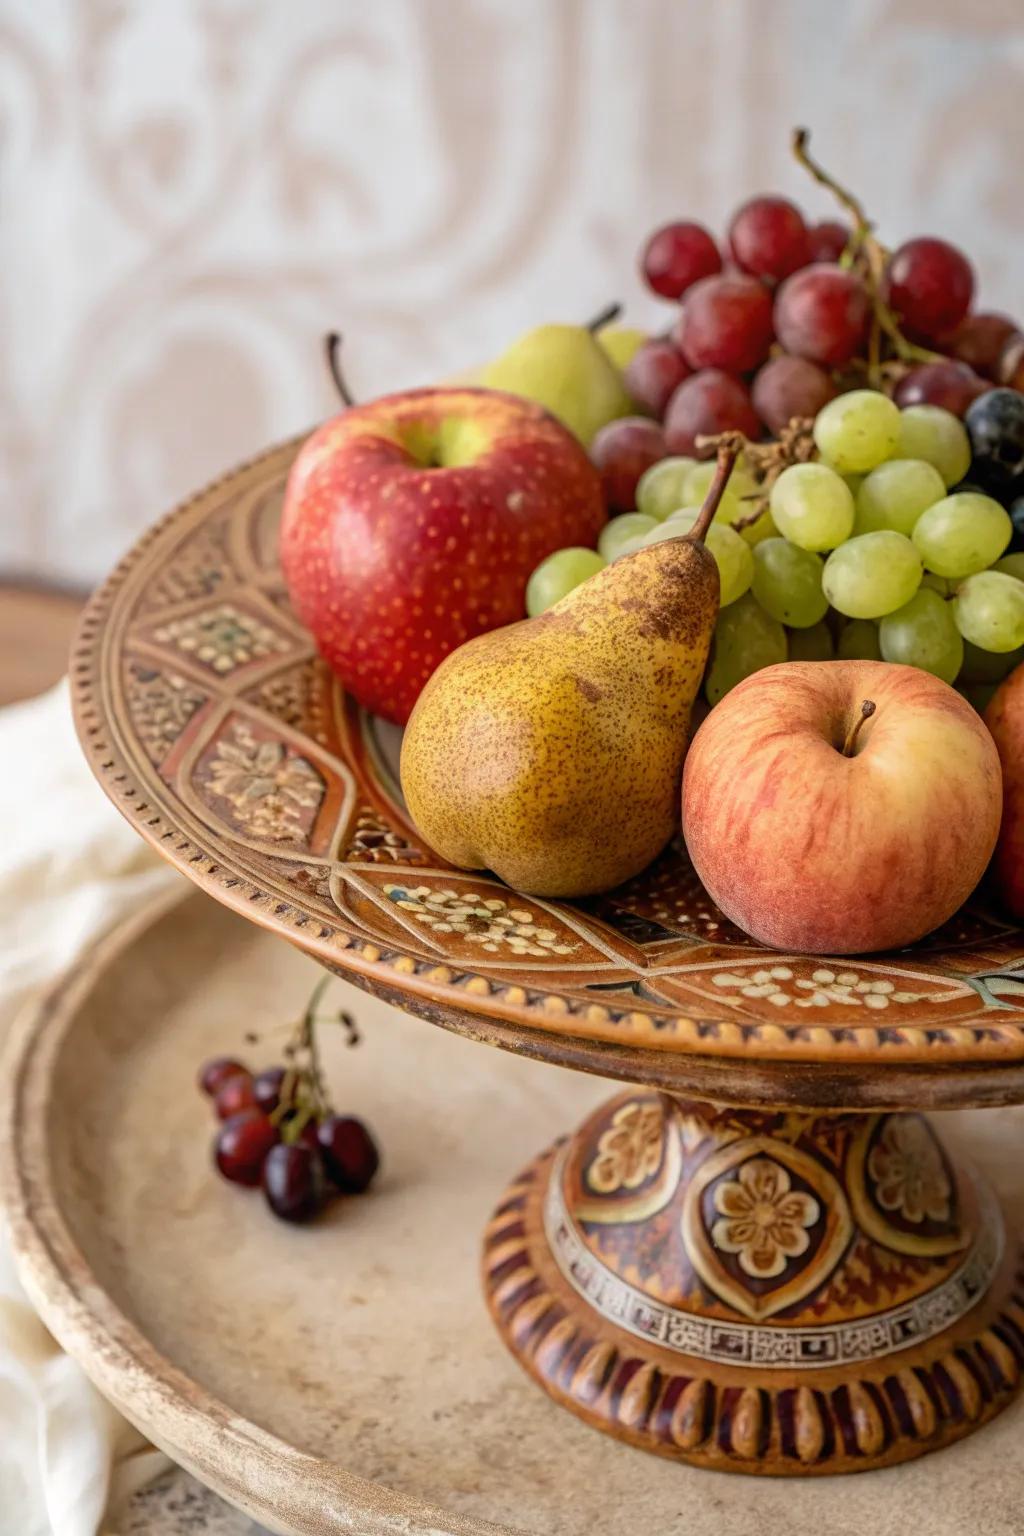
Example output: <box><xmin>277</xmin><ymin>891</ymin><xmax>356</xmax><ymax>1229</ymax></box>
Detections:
<box><xmin>545</xmin><ymin>1142</ymin><xmax>1005</xmax><ymax>1368</ymax></box>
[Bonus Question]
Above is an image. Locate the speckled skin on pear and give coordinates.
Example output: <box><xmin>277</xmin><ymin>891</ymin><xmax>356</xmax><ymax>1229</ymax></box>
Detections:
<box><xmin>400</xmin><ymin>534</ymin><xmax>719</xmax><ymax>897</ymax></box>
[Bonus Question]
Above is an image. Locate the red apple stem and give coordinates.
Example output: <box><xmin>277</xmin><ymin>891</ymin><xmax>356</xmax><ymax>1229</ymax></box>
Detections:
<box><xmin>585</xmin><ymin>301</ymin><xmax>623</xmax><ymax>333</ymax></box>
<box><xmin>688</xmin><ymin>441</ymin><xmax>741</xmax><ymax>544</ymax></box>
<box><xmin>842</xmin><ymin>699</ymin><xmax>876</xmax><ymax>757</ymax></box>
<box><xmin>324</xmin><ymin>332</ymin><xmax>356</xmax><ymax>407</ymax></box>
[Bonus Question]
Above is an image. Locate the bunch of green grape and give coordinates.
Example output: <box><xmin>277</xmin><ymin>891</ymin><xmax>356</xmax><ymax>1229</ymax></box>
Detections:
<box><xmin>525</xmin><ymin>390</ymin><xmax>1024</xmax><ymax>712</ymax></box>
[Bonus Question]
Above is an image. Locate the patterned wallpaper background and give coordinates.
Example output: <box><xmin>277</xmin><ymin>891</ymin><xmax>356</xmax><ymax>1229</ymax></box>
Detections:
<box><xmin>2</xmin><ymin>0</ymin><xmax>1023</xmax><ymax>587</ymax></box>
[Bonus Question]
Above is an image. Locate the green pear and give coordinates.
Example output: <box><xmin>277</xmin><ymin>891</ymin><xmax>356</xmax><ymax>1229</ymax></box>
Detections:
<box><xmin>597</xmin><ymin>324</ymin><xmax>648</xmax><ymax>372</ymax></box>
<box><xmin>483</xmin><ymin>323</ymin><xmax>634</xmax><ymax>446</ymax></box>
<box><xmin>400</xmin><ymin>451</ymin><xmax>737</xmax><ymax>897</ymax></box>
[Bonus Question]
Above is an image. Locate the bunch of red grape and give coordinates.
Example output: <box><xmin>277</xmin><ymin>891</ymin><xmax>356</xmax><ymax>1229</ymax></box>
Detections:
<box><xmin>605</xmin><ymin>192</ymin><xmax>1023</xmax><ymax>510</ymax></box>
<box><xmin>201</xmin><ymin>1054</ymin><xmax>379</xmax><ymax>1223</ymax></box>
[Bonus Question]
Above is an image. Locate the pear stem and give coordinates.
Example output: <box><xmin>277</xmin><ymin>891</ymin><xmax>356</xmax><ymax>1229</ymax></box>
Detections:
<box><xmin>688</xmin><ymin>442</ymin><xmax>741</xmax><ymax>544</ymax></box>
<box><xmin>842</xmin><ymin>699</ymin><xmax>876</xmax><ymax>757</ymax></box>
<box><xmin>324</xmin><ymin>332</ymin><xmax>356</xmax><ymax>407</ymax></box>
<box><xmin>585</xmin><ymin>301</ymin><xmax>624</xmax><ymax>333</ymax></box>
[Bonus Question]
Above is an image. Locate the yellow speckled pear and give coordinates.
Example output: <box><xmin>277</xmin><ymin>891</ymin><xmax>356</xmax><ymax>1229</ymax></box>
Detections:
<box><xmin>399</xmin><ymin>448</ymin><xmax>737</xmax><ymax>897</ymax></box>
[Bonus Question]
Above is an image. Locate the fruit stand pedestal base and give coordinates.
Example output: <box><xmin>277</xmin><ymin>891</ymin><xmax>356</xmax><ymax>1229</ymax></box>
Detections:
<box><xmin>483</xmin><ymin>1092</ymin><xmax>1024</xmax><ymax>1475</ymax></box>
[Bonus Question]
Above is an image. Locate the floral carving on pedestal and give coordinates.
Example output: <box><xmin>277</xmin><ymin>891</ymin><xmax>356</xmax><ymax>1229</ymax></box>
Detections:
<box><xmin>847</xmin><ymin>1115</ymin><xmax>966</xmax><ymax>1259</ymax></box>
<box><xmin>205</xmin><ymin>722</ymin><xmax>324</xmax><ymax>842</ymax></box>
<box><xmin>711</xmin><ymin>1157</ymin><xmax>820</xmax><ymax>1279</ymax></box>
<box><xmin>587</xmin><ymin>1101</ymin><xmax>665</xmax><ymax>1195</ymax></box>
<box><xmin>868</xmin><ymin>1116</ymin><xmax>952</xmax><ymax>1226</ymax></box>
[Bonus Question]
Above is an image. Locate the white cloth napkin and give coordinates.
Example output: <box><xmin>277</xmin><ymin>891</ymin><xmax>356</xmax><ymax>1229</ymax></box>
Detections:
<box><xmin>0</xmin><ymin>682</ymin><xmax>181</xmax><ymax>1535</ymax></box>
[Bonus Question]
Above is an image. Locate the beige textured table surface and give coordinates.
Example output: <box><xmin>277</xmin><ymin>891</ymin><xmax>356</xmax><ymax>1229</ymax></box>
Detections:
<box><xmin>25</xmin><ymin>894</ymin><xmax>1024</xmax><ymax>1536</ymax></box>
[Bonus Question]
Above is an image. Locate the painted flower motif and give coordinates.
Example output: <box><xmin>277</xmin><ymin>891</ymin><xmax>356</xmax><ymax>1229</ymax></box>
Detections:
<box><xmin>207</xmin><ymin>724</ymin><xmax>323</xmax><ymax>841</ymax></box>
<box><xmin>587</xmin><ymin>1101</ymin><xmax>665</xmax><ymax>1194</ymax></box>
<box><xmin>382</xmin><ymin>884</ymin><xmax>577</xmax><ymax>958</ymax></box>
<box><xmin>126</xmin><ymin>665</ymin><xmax>204</xmax><ymax>763</ymax></box>
<box><xmin>711</xmin><ymin>966</ymin><xmax>932</xmax><ymax>1011</ymax></box>
<box><xmin>349</xmin><ymin>811</ymin><xmax>423</xmax><ymax>864</ymax></box>
<box><xmin>711</xmin><ymin>1157</ymin><xmax>820</xmax><ymax>1279</ymax></box>
<box><xmin>154</xmin><ymin>603</ymin><xmax>289</xmax><ymax>674</ymax></box>
<box><xmin>868</xmin><ymin>1116</ymin><xmax>951</xmax><ymax>1225</ymax></box>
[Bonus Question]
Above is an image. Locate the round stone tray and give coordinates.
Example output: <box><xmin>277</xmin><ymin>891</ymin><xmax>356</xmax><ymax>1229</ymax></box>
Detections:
<box><xmin>4</xmin><ymin>889</ymin><xmax>1024</xmax><ymax>1534</ymax></box>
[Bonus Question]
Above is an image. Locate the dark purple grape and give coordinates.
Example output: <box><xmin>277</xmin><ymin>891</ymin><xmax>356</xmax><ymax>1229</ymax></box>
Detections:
<box><xmin>1010</xmin><ymin>496</ymin><xmax>1024</xmax><ymax>548</ymax></box>
<box><xmin>944</xmin><ymin>312</ymin><xmax>1017</xmax><ymax>380</ymax></box>
<box><xmin>751</xmin><ymin>354</ymin><xmax>836</xmax><ymax>434</ymax></box>
<box><xmin>623</xmin><ymin>338</ymin><xmax>690</xmax><ymax>417</ymax></box>
<box><xmin>295</xmin><ymin>1116</ymin><xmax>323</xmax><ymax>1151</ymax></box>
<box><xmin>1000</xmin><ymin>333</ymin><xmax>1024</xmax><ymax>391</ymax></box>
<box><xmin>663</xmin><ymin>370</ymin><xmax>761</xmax><ymax>456</ymax></box>
<box><xmin>199</xmin><ymin>1057</ymin><xmax>248</xmax><ymax>1097</ymax></box>
<box><xmin>215</xmin><ymin>1110</ymin><xmax>279</xmax><ymax>1186</ymax></box>
<box><xmin>317</xmin><ymin>1115</ymin><xmax>380</xmax><ymax>1194</ymax></box>
<box><xmin>253</xmin><ymin>1066</ymin><xmax>289</xmax><ymax>1115</ymax></box>
<box><xmin>215</xmin><ymin>1072</ymin><xmax>256</xmax><ymax>1120</ymax></box>
<box><xmin>262</xmin><ymin>1143</ymin><xmax>328</xmax><ymax>1222</ymax></box>
<box><xmin>964</xmin><ymin>389</ymin><xmax>1024</xmax><ymax>497</ymax></box>
<box><xmin>590</xmin><ymin>417</ymin><xmax>667</xmax><ymax>512</ymax></box>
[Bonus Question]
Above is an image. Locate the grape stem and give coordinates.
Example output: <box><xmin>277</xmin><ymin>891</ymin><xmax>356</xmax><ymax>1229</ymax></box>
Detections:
<box><xmin>585</xmin><ymin>301</ymin><xmax>624</xmax><ymax>333</ymax></box>
<box><xmin>697</xmin><ymin>418</ymin><xmax>816</xmax><ymax>531</ymax></box>
<box><xmin>325</xmin><ymin>332</ymin><xmax>356</xmax><ymax>407</ymax></box>
<box><xmin>688</xmin><ymin>441</ymin><xmax>741</xmax><ymax>543</ymax></box>
<box><xmin>790</xmin><ymin>128</ymin><xmax>945</xmax><ymax>383</ymax></box>
<box><xmin>271</xmin><ymin>973</ymin><xmax>361</xmax><ymax>1134</ymax></box>
<box><xmin>791</xmin><ymin>127</ymin><xmax>873</xmax><ymax>260</ymax></box>
<box><xmin>842</xmin><ymin>699</ymin><xmax>876</xmax><ymax>757</ymax></box>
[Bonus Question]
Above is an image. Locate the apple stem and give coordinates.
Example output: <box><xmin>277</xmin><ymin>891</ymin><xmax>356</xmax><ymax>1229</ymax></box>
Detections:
<box><xmin>688</xmin><ymin>441</ymin><xmax>741</xmax><ymax>544</ymax></box>
<box><xmin>585</xmin><ymin>301</ymin><xmax>623</xmax><ymax>333</ymax></box>
<box><xmin>842</xmin><ymin>699</ymin><xmax>876</xmax><ymax>757</ymax></box>
<box><xmin>324</xmin><ymin>332</ymin><xmax>356</xmax><ymax>407</ymax></box>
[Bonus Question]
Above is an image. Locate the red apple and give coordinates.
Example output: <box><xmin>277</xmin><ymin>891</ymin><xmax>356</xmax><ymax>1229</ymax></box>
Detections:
<box><xmin>984</xmin><ymin>662</ymin><xmax>1024</xmax><ymax>919</ymax></box>
<box><xmin>682</xmin><ymin>661</ymin><xmax>1002</xmax><ymax>954</ymax></box>
<box><xmin>280</xmin><ymin>387</ymin><xmax>605</xmax><ymax>723</ymax></box>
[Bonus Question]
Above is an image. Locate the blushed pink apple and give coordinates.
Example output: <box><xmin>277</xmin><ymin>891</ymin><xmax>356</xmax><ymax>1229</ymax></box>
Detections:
<box><xmin>984</xmin><ymin>661</ymin><xmax>1024</xmax><ymax>920</ymax></box>
<box><xmin>682</xmin><ymin>660</ymin><xmax>1002</xmax><ymax>954</ymax></box>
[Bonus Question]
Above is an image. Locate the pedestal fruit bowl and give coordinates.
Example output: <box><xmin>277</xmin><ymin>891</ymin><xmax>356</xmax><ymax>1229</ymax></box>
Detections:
<box><xmin>67</xmin><ymin>436</ymin><xmax>1024</xmax><ymax>1478</ymax></box>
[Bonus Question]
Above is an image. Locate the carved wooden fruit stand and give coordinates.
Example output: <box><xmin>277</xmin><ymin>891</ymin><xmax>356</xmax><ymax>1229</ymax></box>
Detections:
<box><xmin>72</xmin><ymin>440</ymin><xmax>1024</xmax><ymax>1477</ymax></box>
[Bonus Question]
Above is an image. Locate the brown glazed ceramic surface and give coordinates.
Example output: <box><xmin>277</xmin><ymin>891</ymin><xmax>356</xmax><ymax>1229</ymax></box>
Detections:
<box><xmin>69</xmin><ymin>439</ymin><xmax>1024</xmax><ymax>1108</ymax></box>
<box><xmin>484</xmin><ymin>1093</ymin><xmax>1024</xmax><ymax>1474</ymax></box>
<box><xmin>6</xmin><ymin>891</ymin><xmax>1024</xmax><ymax>1529</ymax></box>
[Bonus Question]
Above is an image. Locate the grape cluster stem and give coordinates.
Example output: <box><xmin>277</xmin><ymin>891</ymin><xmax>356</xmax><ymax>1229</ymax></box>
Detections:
<box><xmin>273</xmin><ymin>975</ymin><xmax>360</xmax><ymax>1143</ymax></box>
<box><xmin>791</xmin><ymin>129</ymin><xmax>945</xmax><ymax>386</ymax></box>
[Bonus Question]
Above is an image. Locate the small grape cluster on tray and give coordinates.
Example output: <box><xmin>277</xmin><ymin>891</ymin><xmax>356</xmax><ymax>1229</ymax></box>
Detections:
<box><xmin>528</xmin><ymin>130</ymin><xmax>1024</xmax><ymax>712</ymax></box>
<box><xmin>200</xmin><ymin>988</ymin><xmax>379</xmax><ymax>1224</ymax></box>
